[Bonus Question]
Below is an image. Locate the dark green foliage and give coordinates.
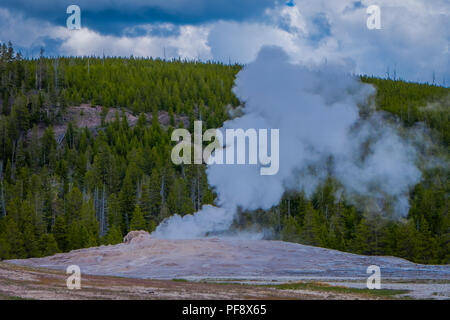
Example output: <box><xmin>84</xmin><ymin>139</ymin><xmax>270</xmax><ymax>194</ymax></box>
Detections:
<box><xmin>361</xmin><ymin>76</ymin><xmax>450</xmax><ymax>146</ymax></box>
<box><xmin>130</xmin><ymin>205</ymin><xmax>146</xmax><ymax>231</ymax></box>
<box><xmin>39</xmin><ymin>233</ymin><xmax>59</xmax><ymax>257</ymax></box>
<box><xmin>105</xmin><ymin>225</ymin><xmax>123</xmax><ymax>245</ymax></box>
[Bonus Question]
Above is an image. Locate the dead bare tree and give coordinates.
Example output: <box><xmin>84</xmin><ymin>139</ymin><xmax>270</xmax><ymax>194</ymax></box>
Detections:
<box><xmin>0</xmin><ymin>161</ymin><xmax>6</xmax><ymax>217</ymax></box>
<box><xmin>38</xmin><ymin>47</ymin><xmax>44</xmax><ymax>90</ymax></box>
<box><xmin>287</xmin><ymin>198</ymin><xmax>291</xmax><ymax>218</ymax></box>
<box><xmin>191</xmin><ymin>178</ymin><xmax>196</xmax><ymax>209</ymax></box>
<box><xmin>160</xmin><ymin>173</ymin><xmax>165</xmax><ymax>204</ymax></box>
<box><xmin>99</xmin><ymin>184</ymin><xmax>107</xmax><ymax>236</ymax></box>
<box><xmin>54</xmin><ymin>58</ymin><xmax>58</xmax><ymax>92</ymax></box>
<box><xmin>277</xmin><ymin>207</ymin><xmax>281</xmax><ymax>235</ymax></box>
<box><xmin>197</xmin><ymin>167</ymin><xmax>201</xmax><ymax>211</ymax></box>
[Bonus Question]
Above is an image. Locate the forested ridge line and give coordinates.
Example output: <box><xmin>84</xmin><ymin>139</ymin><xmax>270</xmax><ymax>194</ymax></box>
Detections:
<box><xmin>0</xmin><ymin>42</ymin><xmax>448</xmax><ymax>264</ymax></box>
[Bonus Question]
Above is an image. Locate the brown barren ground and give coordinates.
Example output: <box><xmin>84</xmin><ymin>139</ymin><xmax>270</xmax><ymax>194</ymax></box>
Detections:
<box><xmin>0</xmin><ymin>262</ymin><xmax>379</xmax><ymax>300</ymax></box>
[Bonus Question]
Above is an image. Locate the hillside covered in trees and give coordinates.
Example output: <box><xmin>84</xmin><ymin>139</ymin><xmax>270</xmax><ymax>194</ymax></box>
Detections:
<box><xmin>0</xmin><ymin>42</ymin><xmax>448</xmax><ymax>264</ymax></box>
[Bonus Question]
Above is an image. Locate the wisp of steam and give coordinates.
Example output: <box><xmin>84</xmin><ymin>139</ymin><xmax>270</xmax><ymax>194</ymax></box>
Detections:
<box><xmin>152</xmin><ymin>46</ymin><xmax>422</xmax><ymax>240</ymax></box>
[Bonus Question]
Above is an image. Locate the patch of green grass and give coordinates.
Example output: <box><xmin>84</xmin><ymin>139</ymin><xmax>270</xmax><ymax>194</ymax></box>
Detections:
<box><xmin>269</xmin><ymin>281</ymin><xmax>410</xmax><ymax>299</ymax></box>
<box><xmin>0</xmin><ymin>293</ymin><xmax>29</xmax><ymax>300</ymax></box>
<box><xmin>172</xmin><ymin>278</ymin><xmax>189</xmax><ymax>282</ymax></box>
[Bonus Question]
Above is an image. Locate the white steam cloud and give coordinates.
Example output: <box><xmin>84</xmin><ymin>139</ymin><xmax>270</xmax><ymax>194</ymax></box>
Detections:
<box><xmin>152</xmin><ymin>46</ymin><xmax>422</xmax><ymax>240</ymax></box>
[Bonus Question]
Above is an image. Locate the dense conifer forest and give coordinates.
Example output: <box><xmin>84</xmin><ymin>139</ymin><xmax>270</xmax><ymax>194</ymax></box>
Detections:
<box><xmin>0</xmin><ymin>42</ymin><xmax>448</xmax><ymax>264</ymax></box>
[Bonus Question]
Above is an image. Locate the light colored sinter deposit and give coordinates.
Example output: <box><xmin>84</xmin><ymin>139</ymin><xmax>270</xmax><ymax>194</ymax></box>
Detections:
<box><xmin>7</xmin><ymin>232</ymin><xmax>449</xmax><ymax>282</ymax></box>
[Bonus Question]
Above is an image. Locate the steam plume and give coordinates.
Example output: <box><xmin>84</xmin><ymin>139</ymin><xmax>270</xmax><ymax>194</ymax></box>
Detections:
<box><xmin>152</xmin><ymin>46</ymin><xmax>422</xmax><ymax>239</ymax></box>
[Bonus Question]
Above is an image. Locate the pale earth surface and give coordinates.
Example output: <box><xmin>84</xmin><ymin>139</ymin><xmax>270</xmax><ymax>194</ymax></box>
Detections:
<box><xmin>5</xmin><ymin>232</ymin><xmax>449</xmax><ymax>299</ymax></box>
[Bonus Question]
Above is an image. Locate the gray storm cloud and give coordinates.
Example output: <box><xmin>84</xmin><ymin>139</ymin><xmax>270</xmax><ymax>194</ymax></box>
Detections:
<box><xmin>152</xmin><ymin>46</ymin><xmax>422</xmax><ymax>239</ymax></box>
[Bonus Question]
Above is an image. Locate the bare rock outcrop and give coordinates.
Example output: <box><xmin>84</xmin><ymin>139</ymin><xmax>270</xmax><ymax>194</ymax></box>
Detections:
<box><xmin>123</xmin><ymin>230</ymin><xmax>151</xmax><ymax>244</ymax></box>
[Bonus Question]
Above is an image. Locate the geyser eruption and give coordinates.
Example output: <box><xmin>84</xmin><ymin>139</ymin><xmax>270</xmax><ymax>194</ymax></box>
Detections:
<box><xmin>152</xmin><ymin>46</ymin><xmax>422</xmax><ymax>240</ymax></box>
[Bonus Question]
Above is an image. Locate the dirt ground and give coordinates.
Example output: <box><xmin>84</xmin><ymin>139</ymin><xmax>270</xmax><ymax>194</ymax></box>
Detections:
<box><xmin>0</xmin><ymin>262</ymin><xmax>378</xmax><ymax>300</ymax></box>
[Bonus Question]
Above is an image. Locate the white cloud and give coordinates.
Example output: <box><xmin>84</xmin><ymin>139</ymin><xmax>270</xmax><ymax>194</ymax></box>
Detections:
<box><xmin>275</xmin><ymin>0</ymin><xmax>450</xmax><ymax>82</ymax></box>
<box><xmin>0</xmin><ymin>8</ymin><xmax>55</xmax><ymax>48</ymax></box>
<box><xmin>0</xmin><ymin>7</ymin><xmax>212</xmax><ymax>60</ymax></box>
<box><xmin>207</xmin><ymin>21</ymin><xmax>298</xmax><ymax>64</ymax></box>
<box><xmin>0</xmin><ymin>0</ymin><xmax>448</xmax><ymax>83</ymax></box>
<box><xmin>55</xmin><ymin>25</ymin><xmax>211</xmax><ymax>60</ymax></box>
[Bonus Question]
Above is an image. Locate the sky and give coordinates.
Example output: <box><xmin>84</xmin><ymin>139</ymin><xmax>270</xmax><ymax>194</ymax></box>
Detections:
<box><xmin>0</xmin><ymin>0</ymin><xmax>448</xmax><ymax>84</ymax></box>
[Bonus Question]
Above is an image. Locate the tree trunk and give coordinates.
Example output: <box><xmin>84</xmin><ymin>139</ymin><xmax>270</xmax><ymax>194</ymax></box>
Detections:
<box><xmin>287</xmin><ymin>198</ymin><xmax>291</xmax><ymax>218</ymax></box>
<box><xmin>0</xmin><ymin>179</ymin><xmax>6</xmax><ymax>217</ymax></box>
<box><xmin>197</xmin><ymin>169</ymin><xmax>201</xmax><ymax>210</ymax></box>
<box><xmin>160</xmin><ymin>173</ymin><xmax>165</xmax><ymax>204</ymax></box>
